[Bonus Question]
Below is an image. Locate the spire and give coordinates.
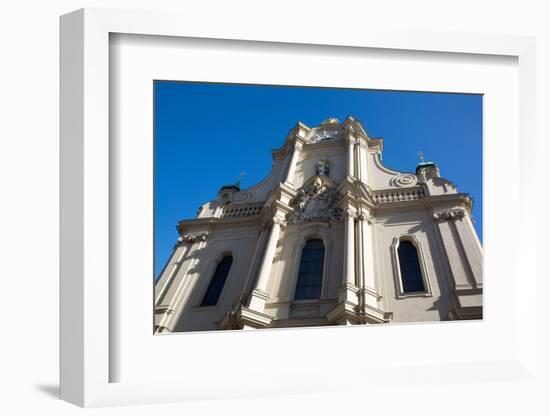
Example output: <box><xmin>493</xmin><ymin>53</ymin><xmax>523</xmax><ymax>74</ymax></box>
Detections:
<box><xmin>416</xmin><ymin>151</ymin><xmax>436</xmax><ymax>170</ymax></box>
<box><xmin>235</xmin><ymin>171</ymin><xmax>245</xmax><ymax>188</ymax></box>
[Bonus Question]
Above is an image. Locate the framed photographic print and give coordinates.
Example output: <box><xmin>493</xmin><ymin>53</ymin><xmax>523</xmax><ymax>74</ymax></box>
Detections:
<box><xmin>152</xmin><ymin>81</ymin><xmax>483</xmax><ymax>335</ymax></box>
<box><xmin>60</xmin><ymin>7</ymin><xmax>537</xmax><ymax>408</ymax></box>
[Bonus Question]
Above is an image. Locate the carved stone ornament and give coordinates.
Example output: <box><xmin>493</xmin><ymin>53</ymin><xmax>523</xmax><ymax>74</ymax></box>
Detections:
<box><xmin>432</xmin><ymin>209</ymin><xmax>465</xmax><ymax>222</ymax></box>
<box><xmin>232</xmin><ymin>190</ymin><xmax>253</xmax><ymax>203</ymax></box>
<box><xmin>178</xmin><ymin>233</ymin><xmax>208</xmax><ymax>244</ymax></box>
<box><xmin>418</xmin><ymin>165</ymin><xmax>440</xmax><ymax>182</ymax></box>
<box><xmin>287</xmin><ymin>177</ymin><xmax>343</xmax><ymax>225</ymax></box>
<box><xmin>344</xmin><ymin>135</ymin><xmax>356</xmax><ymax>146</ymax></box>
<box><xmin>343</xmin><ymin>208</ymin><xmax>355</xmax><ymax>219</ymax></box>
<box><xmin>309</xmin><ymin>127</ymin><xmax>342</xmax><ymax>143</ymax></box>
<box><xmin>390</xmin><ymin>173</ymin><xmax>418</xmax><ymax>187</ymax></box>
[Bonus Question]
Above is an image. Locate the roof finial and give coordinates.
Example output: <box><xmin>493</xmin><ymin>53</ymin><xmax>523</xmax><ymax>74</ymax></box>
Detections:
<box><xmin>417</xmin><ymin>151</ymin><xmax>425</xmax><ymax>164</ymax></box>
<box><xmin>321</xmin><ymin>117</ymin><xmax>339</xmax><ymax>126</ymax></box>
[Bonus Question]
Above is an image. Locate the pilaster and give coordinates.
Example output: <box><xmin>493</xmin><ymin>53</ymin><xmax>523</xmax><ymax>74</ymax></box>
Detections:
<box><xmin>154</xmin><ymin>239</ymin><xmax>189</xmax><ymax>305</ymax></box>
<box><xmin>356</xmin><ymin>211</ymin><xmax>380</xmax><ymax>309</ymax></box>
<box><xmin>345</xmin><ymin>134</ymin><xmax>355</xmax><ymax>178</ymax></box>
<box><xmin>338</xmin><ymin>208</ymin><xmax>358</xmax><ymax>304</ymax></box>
<box><xmin>154</xmin><ymin>233</ymin><xmax>208</xmax><ymax>331</ymax></box>
<box><xmin>433</xmin><ymin>208</ymin><xmax>483</xmax><ymax>320</ymax></box>
<box><xmin>283</xmin><ymin>140</ymin><xmax>303</xmax><ymax>188</ymax></box>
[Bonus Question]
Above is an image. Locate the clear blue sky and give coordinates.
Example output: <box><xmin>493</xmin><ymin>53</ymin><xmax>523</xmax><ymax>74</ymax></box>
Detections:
<box><xmin>154</xmin><ymin>81</ymin><xmax>482</xmax><ymax>278</ymax></box>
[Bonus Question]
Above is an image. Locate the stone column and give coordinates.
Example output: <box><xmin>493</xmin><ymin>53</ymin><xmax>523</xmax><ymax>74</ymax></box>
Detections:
<box><xmin>248</xmin><ymin>216</ymin><xmax>284</xmax><ymax>311</ymax></box>
<box><xmin>284</xmin><ymin>141</ymin><xmax>302</xmax><ymax>186</ymax></box>
<box><xmin>346</xmin><ymin>136</ymin><xmax>355</xmax><ymax>177</ymax></box>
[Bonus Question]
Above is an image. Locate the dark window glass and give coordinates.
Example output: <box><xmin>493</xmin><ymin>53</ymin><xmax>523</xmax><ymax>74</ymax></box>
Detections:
<box><xmin>294</xmin><ymin>239</ymin><xmax>325</xmax><ymax>300</ymax></box>
<box><xmin>200</xmin><ymin>256</ymin><xmax>233</xmax><ymax>306</ymax></box>
<box><xmin>398</xmin><ymin>241</ymin><xmax>425</xmax><ymax>293</ymax></box>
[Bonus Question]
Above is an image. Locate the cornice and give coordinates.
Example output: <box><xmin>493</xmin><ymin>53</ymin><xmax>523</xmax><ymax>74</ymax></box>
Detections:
<box><xmin>177</xmin><ymin>214</ymin><xmax>262</xmax><ymax>231</ymax></box>
<box><xmin>371</xmin><ymin>192</ymin><xmax>473</xmax><ymax>212</ymax></box>
<box><xmin>176</xmin><ymin>189</ymin><xmax>473</xmax><ymax>232</ymax></box>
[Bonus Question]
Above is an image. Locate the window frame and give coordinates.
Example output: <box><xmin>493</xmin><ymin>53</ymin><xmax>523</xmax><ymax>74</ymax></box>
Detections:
<box><xmin>390</xmin><ymin>234</ymin><xmax>433</xmax><ymax>299</ymax></box>
<box><xmin>196</xmin><ymin>252</ymin><xmax>234</xmax><ymax>308</ymax></box>
<box><xmin>289</xmin><ymin>231</ymin><xmax>330</xmax><ymax>303</ymax></box>
<box><xmin>293</xmin><ymin>238</ymin><xmax>326</xmax><ymax>301</ymax></box>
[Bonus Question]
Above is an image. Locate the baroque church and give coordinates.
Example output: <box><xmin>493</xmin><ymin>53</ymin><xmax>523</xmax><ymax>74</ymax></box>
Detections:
<box><xmin>154</xmin><ymin>117</ymin><xmax>483</xmax><ymax>333</ymax></box>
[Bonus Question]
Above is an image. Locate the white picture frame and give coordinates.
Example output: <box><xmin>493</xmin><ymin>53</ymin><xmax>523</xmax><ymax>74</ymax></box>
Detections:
<box><xmin>60</xmin><ymin>8</ymin><xmax>538</xmax><ymax>408</ymax></box>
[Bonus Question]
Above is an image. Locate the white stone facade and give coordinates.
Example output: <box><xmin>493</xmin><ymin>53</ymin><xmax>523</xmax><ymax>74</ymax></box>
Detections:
<box><xmin>154</xmin><ymin>116</ymin><xmax>483</xmax><ymax>333</ymax></box>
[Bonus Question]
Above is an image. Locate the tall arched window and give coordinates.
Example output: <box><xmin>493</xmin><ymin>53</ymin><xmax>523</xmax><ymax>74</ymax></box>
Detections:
<box><xmin>294</xmin><ymin>239</ymin><xmax>325</xmax><ymax>300</ymax></box>
<box><xmin>200</xmin><ymin>255</ymin><xmax>233</xmax><ymax>306</ymax></box>
<box><xmin>398</xmin><ymin>241</ymin><xmax>425</xmax><ymax>293</ymax></box>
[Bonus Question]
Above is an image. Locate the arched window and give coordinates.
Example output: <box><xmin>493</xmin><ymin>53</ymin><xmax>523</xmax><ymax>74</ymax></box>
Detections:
<box><xmin>200</xmin><ymin>255</ymin><xmax>233</xmax><ymax>306</ymax></box>
<box><xmin>398</xmin><ymin>241</ymin><xmax>425</xmax><ymax>293</ymax></box>
<box><xmin>294</xmin><ymin>239</ymin><xmax>325</xmax><ymax>300</ymax></box>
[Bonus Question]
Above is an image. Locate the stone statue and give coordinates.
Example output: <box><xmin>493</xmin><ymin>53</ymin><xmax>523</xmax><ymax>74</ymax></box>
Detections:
<box><xmin>316</xmin><ymin>159</ymin><xmax>330</xmax><ymax>177</ymax></box>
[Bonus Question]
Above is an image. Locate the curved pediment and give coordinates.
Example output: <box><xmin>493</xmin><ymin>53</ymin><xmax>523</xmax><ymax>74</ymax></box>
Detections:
<box><xmin>367</xmin><ymin>152</ymin><xmax>419</xmax><ymax>190</ymax></box>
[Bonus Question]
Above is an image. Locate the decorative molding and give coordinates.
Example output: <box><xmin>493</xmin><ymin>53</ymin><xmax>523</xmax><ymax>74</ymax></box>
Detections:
<box><xmin>308</xmin><ymin>126</ymin><xmax>343</xmax><ymax>143</ymax></box>
<box><xmin>326</xmin><ymin>299</ymin><xmax>390</xmax><ymax>325</ymax></box>
<box><xmin>177</xmin><ymin>233</ymin><xmax>208</xmax><ymax>245</ymax></box>
<box><xmin>355</xmin><ymin>211</ymin><xmax>373</xmax><ymax>223</ymax></box>
<box><xmin>356</xmin><ymin>303</ymin><xmax>392</xmax><ymax>324</ymax></box>
<box><xmin>262</xmin><ymin>214</ymin><xmax>287</xmax><ymax>229</ymax></box>
<box><xmin>390</xmin><ymin>173</ymin><xmax>418</xmax><ymax>187</ymax></box>
<box><xmin>217</xmin><ymin>305</ymin><xmax>275</xmax><ymax>330</ymax></box>
<box><xmin>272</xmin><ymin>216</ymin><xmax>287</xmax><ymax>226</ymax></box>
<box><xmin>432</xmin><ymin>209</ymin><xmax>466</xmax><ymax>222</ymax></box>
<box><xmin>250</xmin><ymin>288</ymin><xmax>270</xmax><ymax>301</ymax></box>
<box><xmin>344</xmin><ymin>134</ymin><xmax>356</xmax><ymax>146</ymax></box>
<box><xmin>232</xmin><ymin>190</ymin><xmax>254</xmax><ymax>203</ymax></box>
<box><xmin>286</xmin><ymin>228</ymin><xmax>331</xmax><ymax>303</ymax></box>
<box><xmin>343</xmin><ymin>207</ymin><xmax>356</xmax><ymax>218</ymax></box>
<box><xmin>390</xmin><ymin>234</ymin><xmax>433</xmax><ymax>299</ymax></box>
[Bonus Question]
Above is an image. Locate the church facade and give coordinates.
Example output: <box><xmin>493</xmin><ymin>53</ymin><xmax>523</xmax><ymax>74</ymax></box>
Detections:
<box><xmin>154</xmin><ymin>117</ymin><xmax>483</xmax><ymax>333</ymax></box>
